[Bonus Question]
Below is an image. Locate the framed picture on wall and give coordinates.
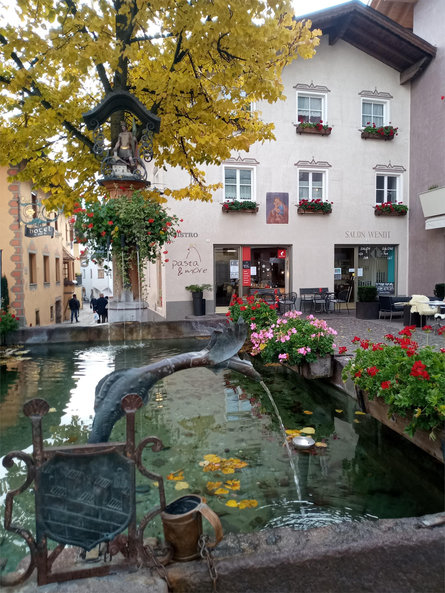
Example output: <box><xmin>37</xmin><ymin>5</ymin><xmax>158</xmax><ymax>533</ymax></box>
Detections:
<box><xmin>266</xmin><ymin>193</ymin><xmax>289</xmax><ymax>224</ymax></box>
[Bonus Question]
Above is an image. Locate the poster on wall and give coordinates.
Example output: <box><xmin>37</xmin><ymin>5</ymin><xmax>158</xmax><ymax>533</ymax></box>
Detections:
<box><xmin>242</xmin><ymin>246</ymin><xmax>251</xmax><ymax>286</ymax></box>
<box><xmin>266</xmin><ymin>193</ymin><xmax>289</xmax><ymax>224</ymax></box>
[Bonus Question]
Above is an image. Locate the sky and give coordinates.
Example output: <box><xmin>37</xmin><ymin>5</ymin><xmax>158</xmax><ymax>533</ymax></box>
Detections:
<box><xmin>292</xmin><ymin>0</ymin><xmax>370</xmax><ymax>16</ymax></box>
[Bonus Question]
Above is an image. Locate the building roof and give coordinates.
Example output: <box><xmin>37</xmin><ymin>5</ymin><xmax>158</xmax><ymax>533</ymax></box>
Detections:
<box><xmin>303</xmin><ymin>0</ymin><xmax>435</xmax><ymax>84</ymax></box>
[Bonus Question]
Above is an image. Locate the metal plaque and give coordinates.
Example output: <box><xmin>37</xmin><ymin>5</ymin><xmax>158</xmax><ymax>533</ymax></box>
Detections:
<box><xmin>36</xmin><ymin>451</ymin><xmax>135</xmax><ymax>551</ymax></box>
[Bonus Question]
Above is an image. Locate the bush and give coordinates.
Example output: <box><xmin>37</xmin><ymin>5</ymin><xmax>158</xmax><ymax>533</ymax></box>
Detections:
<box><xmin>342</xmin><ymin>326</ymin><xmax>445</xmax><ymax>437</ymax></box>
<box><xmin>357</xmin><ymin>286</ymin><xmax>378</xmax><ymax>302</ymax></box>
<box><xmin>0</xmin><ymin>309</ymin><xmax>19</xmax><ymax>343</ymax></box>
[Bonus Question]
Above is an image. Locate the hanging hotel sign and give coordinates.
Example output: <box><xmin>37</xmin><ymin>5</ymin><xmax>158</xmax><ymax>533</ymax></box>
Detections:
<box><xmin>25</xmin><ymin>225</ymin><xmax>55</xmax><ymax>238</ymax></box>
<box><xmin>21</xmin><ymin>195</ymin><xmax>59</xmax><ymax>238</ymax></box>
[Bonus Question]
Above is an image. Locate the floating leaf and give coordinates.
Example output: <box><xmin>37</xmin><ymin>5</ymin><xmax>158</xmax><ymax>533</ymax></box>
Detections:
<box><xmin>301</xmin><ymin>427</ymin><xmax>315</xmax><ymax>434</ymax></box>
<box><xmin>285</xmin><ymin>429</ymin><xmax>301</xmax><ymax>436</ymax></box>
<box><xmin>48</xmin><ymin>408</ymin><xmax>57</xmax><ymax>413</ymax></box>
<box><xmin>315</xmin><ymin>442</ymin><xmax>328</xmax><ymax>448</ymax></box>
<box><xmin>175</xmin><ymin>481</ymin><xmax>189</xmax><ymax>490</ymax></box>
<box><xmin>226</xmin><ymin>500</ymin><xmax>239</xmax><ymax>508</ymax></box>
<box><xmin>204</xmin><ymin>454</ymin><xmax>221</xmax><ymax>463</ymax></box>
<box><xmin>303</xmin><ymin>410</ymin><xmax>313</xmax><ymax>415</ymax></box>
<box><xmin>167</xmin><ymin>470</ymin><xmax>184</xmax><ymax>481</ymax></box>
<box><xmin>355</xmin><ymin>411</ymin><xmax>366</xmax><ymax>415</ymax></box>
<box><xmin>199</xmin><ymin>461</ymin><xmax>209</xmax><ymax>467</ymax></box>
<box><xmin>214</xmin><ymin>488</ymin><xmax>229</xmax><ymax>495</ymax></box>
<box><xmin>335</xmin><ymin>409</ymin><xmax>343</xmax><ymax>413</ymax></box>
<box><xmin>221</xmin><ymin>467</ymin><xmax>235</xmax><ymax>474</ymax></box>
<box><xmin>225</xmin><ymin>480</ymin><xmax>240</xmax><ymax>490</ymax></box>
<box><xmin>206</xmin><ymin>481</ymin><xmax>223</xmax><ymax>491</ymax></box>
<box><xmin>353</xmin><ymin>419</ymin><xmax>360</xmax><ymax>423</ymax></box>
<box><xmin>238</xmin><ymin>499</ymin><xmax>258</xmax><ymax>509</ymax></box>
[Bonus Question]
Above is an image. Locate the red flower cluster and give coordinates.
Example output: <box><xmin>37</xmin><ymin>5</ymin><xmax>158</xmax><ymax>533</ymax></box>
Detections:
<box><xmin>410</xmin><ymin>360</ymin><xmax>430</xmax><ymax>381</ymax></box>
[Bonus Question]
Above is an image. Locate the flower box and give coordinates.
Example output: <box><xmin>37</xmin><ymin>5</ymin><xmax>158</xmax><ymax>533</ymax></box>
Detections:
<box><xmin>290</xmin><ymin>356</ymin><xmax>333</xmax><ymax>379</ymax></box>
<box><xmin>357</xmin><ymin>390</ymin><xmax>445</xmax><ymax>464</ymax></box>
<box><xmin>296</xmin><ymin>124</ymin><xmax>331</xmax><ymax>136</ymax></box>
<box><xmin>374</xmin><ymin>210</ymin><xmax>407</xmax><ymax>216</ymax></box>
<box><xmin>222</xmin><ymin>206</ymin><xmax>258</xmax><ymax>213</ymax></box>
<box><xmin>297</xmin><ymin>208</ymin><xmax>330</xmax><ymax>215</ymax></box>
<box><xmin>361</xmin><ymin>131</ymin><xmax>394</xmax><ymax>140</ymax></box>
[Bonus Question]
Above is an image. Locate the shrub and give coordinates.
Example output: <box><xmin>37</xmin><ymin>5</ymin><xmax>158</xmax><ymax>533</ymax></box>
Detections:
<box><xmin>357</xmin><ymin>286</ymin><xmax>378</xmax><ymax>302</ymax></box>
<box><xmin>227</xmin><ymin>293</ymin><xmax>279</xmax><ymax>331</ymax></box>
<box><xmin>0</xmin><ymin>309</ymin><xmax>19</xmax><ymax>344</ymax></box>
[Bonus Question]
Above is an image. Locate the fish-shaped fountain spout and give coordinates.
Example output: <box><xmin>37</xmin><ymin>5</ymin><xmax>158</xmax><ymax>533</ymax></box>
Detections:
<box><xmin>89</xmin><ymin>321</ymin><xmax>261</xmax><ymax>443</ymax></box>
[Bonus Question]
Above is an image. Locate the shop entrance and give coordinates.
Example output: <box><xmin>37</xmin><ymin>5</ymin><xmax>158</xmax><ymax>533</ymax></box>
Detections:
<box><xmin>214</xmin><ymin>247</ymin><xmax>239</xmax><ymax>309</ymax></box>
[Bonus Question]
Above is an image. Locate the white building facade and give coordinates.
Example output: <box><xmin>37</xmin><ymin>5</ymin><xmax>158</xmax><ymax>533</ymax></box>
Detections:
<box><xmin>143</xmin><ymin>2</ymin><xmax>437</xmax><ymax>320</ymax></box>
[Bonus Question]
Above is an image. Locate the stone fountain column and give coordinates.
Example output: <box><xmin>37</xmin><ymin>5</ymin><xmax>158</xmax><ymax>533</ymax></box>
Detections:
<box><xmin>99</xmin><ymin>176</ymin><xmax>151</xmax><ymax>323</ymax></box>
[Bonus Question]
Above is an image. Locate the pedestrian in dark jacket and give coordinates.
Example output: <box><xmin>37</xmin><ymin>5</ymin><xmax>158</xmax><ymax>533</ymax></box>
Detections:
<box><xmin>95</xmin><ymin>294</ymin><xmax>108</xmax><ymax>323</ymax></box>
<box><xmin>68</xmin><ymin>293</ymin><xmax>80</xmax><ymax>323</ymax></box>
<box><xmin>90</xmin><ymin>297</ymin><xmax>98</xmax><ymax>312</ymax></box>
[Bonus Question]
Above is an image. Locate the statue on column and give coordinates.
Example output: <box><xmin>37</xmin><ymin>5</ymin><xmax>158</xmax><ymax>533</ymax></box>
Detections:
<box><xmin>113</xmin><ymin>120</ymin><xmax>137</xmax><ymax>170</ymax></box>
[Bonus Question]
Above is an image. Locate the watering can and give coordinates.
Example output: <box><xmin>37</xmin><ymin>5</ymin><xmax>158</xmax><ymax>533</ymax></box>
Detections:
<box><xmin>161</xmin><ymin>495</ymin><xmax>223</xmax><ymax>561</ymax></box>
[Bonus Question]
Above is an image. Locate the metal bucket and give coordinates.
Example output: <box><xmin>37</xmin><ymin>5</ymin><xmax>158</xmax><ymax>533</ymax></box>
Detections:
<box><xmin>161</xmin><ymin>495</ymin><xmax>223</xmax><ymax>561</ymax></box>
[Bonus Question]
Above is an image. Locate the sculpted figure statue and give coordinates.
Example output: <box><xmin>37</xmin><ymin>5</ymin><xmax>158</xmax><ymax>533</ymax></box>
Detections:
<box><xmin>89</xmin><ymin>321</ymin><xmax>262</xmax><ymax>443</ymax></box>
<box><xmin>113</xmin><ymin>120</ymin><xmax>137</xmax><ymax>167</ymax></box>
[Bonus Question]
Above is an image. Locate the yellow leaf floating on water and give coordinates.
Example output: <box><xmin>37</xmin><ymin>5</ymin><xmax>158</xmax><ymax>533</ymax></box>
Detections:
<box><xmin>335</xmin><ymin>409</ymin><xmax>343</xmax><ymax>413</ymax></box>
<box><xmin>315</xmin><ymin>442</ymin><xmax>328</xmax><ymax>448</ymax></box>
<box><xmin>225</xmin><ymin>480</ymin><xmax>240</xmax><ymax>491</ymax></box>
<box><xmin>206</xmin><ymin>481</ymin><xmax>223</xmax><ymax>491</ymax></box>
<box><xmin>48</xmin><ymin>408</ymin><xmax>57</xmax><ymax>413</ymax></box>
<box><xmin>226</xmin><ymin>500</ymin><xmax>239</xmax><ymax>508</ymax></box>
<box><xmin>204</xmin><ymin>454</ymin><xmax>221</xmax><ymax>463</ymax></box>
<box><xmin>199</xmin><ymin>461</ymin><xmax>209</xmax><ymax>467</ymax></box>
<box><xmin>174</xmin><ymin>481</ymin><xmax>189</xmax><ymax>490</ymax></box>
<box><xmin>355</xmin><ymin>411</ymin><xmax>366</xmax><ymax>415</ymax></box>
<box><xmin>303</xmin><ymin>410</ymin><xmax>313</xmax><ymax>415</ymax></box>
<box><xmin>285</xmin><ymin>429</ymin><xmax>301</xmax><ymax>436</ymax></box>
<box><xmin>167</xmin><ymin>470</ymin><xmax>184</xmax><ymax>481</ymax></box>
<box><xmin>301</xmin><ymin>427</ymin><xmax>315</xmax><ymax>434</ymax></box>
<box><xmin>221</xmin><ymin>467</ymin><xmax>235</xmax><ymax>474</ymax></box>
<box><xmin>354</xmin><ymin>419</ymin><xmax>360</xmax><ymax>423</ymax></box>
<box><xmin>238</xmin><ymin>499</ymin><xmax>258</xmax><ymax>509</ymax></box>
<box><xmin>214</xmin><ymin>488</ymin><xmax>229</xmax><ymax>495</ymax></box>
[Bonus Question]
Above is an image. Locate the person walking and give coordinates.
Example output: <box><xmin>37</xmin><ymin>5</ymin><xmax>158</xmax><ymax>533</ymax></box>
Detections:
<box><xmin>95</xmin><ymin>293</ymin><xmax>108</xmax><ymax>324</ymax></box>
<box><xmin>68</xmin><ymin>293</ymin><xmax>80</xmax><ymax>323</ymax></box>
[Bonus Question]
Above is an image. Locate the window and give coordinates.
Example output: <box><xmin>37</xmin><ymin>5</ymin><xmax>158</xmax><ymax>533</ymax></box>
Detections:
<box><xmin>297</xmin><ymin>94</ymin><xmax>324</xmax><ymax>124</ymax></box>
<box><xmin>376</xmin><ymin>174</ymin><xmax>399</xmax><ymax>204</ymax></box>
<box><xmin>50</xmin><ymin>305</ymin><xmax>54</xmax><ymax>321</ymax></box>
<box><xmin>29</xmin><ymin>253</ymin><xmax>37</xmax><ymax>284</ymax></box>
<box><xmin>224</xmin><ymin>167</ymin><xmax>254</xmax><ymax>201</ymax></box>
<box><xmin>43</xmin><ymin>255</ymin><xmax>50</xmax><ymax>283</ymax></box>
<box><xmin>97</xmin><ymin>268</ymin><xmax>105</xmax><ymax>279</ymax></box>
<box><xmin>298</xmin><ymin>171</ymin><xmax>325</xmax><ymax>201</ymax></box>
<box><xmin>55</xmin><ymin>257</ymin><xmax>60</xmax><ymax>283</ymax></box>
<box><xmin>362</xmin><ymin>100</ymin><xmax>387</xmax><ymax>128</ymax></box>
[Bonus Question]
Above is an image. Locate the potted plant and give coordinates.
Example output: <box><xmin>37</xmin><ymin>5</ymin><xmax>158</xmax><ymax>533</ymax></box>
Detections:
<box><xmin>249</xmin><ymin>310</ymin><xmax>338</xmax><ymax>379</ymax></box>
<box><xmin>222</xmin><ymin>200</ymin><xmax>258</xmax><ymax>213</ymax></box>
<box><xmin>361</xmin><ymin>123</ymin><xmax>398</xmax><ymax>140</ymax></box>
<box><xmin>356</xmin><ymin>286</ymin><xmax>379</xmax><ymax>319</ymax></box>
<box><xmin>297</xmin><ymin>199</ymin><xmax>332</xmax><ymax>214</ymax></box>
<box><xmin>296</xmin><ymin>120</ymin><xmax>332</xmax><ymax>136</ymax></box>
<box><xmin>185</xmin><ymin>284</ymin><xmax>212</xmax><ymax>316</ymax></box>
<box><xmin>342</xmin><ymin>327</ymin><xmax>445</xmax><ymax>461</ymax></box>
<box><xmin>374</xmin><ymin>202</ymin><xmax>408</xmax><ymax>216</ymax></box>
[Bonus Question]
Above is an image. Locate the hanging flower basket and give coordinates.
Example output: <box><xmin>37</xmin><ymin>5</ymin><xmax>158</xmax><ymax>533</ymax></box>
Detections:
<box><xmin>222</xmin><ymin>201</ymin><xmax>258</xmax><ymax>213</ymax></box>
<box><xmin>296</xmin><ymin>122</ymin><xmax>332</xmax><ymax>136</ymax></box>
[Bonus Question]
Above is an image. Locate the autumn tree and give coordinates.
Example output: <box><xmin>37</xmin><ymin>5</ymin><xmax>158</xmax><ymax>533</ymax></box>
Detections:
<box><xmin>0</xmin><ymin>0</ymin><xmax>320</xmax><ymax>210</ymax></box>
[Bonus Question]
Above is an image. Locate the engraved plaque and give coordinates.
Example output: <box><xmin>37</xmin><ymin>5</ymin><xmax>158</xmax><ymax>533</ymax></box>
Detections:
<box><xmin>36</xmin><ymin>451</ymin><xmax>135</xmax><ymax>550</ymax></box>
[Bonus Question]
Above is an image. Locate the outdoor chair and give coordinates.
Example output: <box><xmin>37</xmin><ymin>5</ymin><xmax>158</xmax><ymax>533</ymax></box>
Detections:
<box><xmin>408</xmin><ymin>295</ymin><xmax>439</xmax><ymax>326</ymax></box>
<box><xmin>331</xmin><ymin>286</ymin><xmax>352</xmax><ymax>314</ymax></box>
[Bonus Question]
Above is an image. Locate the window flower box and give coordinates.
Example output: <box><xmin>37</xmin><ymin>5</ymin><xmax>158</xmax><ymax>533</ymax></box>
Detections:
<box><xmin>296</xmin><ymin>121</ymin><xmax>332</xmax><ymax>136</ymax></box>
<box><xmin>297</xmin><ymin>199</ymin><xmax>332</xmax><ymax>214</ymax></box>
<box><xmin>222</xmin><ymin>201</ymin><xmax>258</xmax><ymax>213</ymax></box>
<box><xmin>361</xmin><ymin>124</ymin><xmax>398</xmax><ymax>140</ymax></box>
<box><xmin>374</xmin><ymin>203</ymin><xmax>408</xmax><ymax>216</ymax></box>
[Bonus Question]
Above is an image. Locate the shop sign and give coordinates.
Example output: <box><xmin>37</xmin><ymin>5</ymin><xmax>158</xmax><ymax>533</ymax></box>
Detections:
<box><xmin>242</xmin><ymin>247</ymin><xmax>251</xmax><ymax>286</ymax></box>
<box><xmin>277</xmin><ymin>249</ymin><xmax>286</xmax><ymax>259</ymax></box>
<box><xmin>25</xmin><ymin>225</ymin><xmax>55</xmax><ymax>238</ymax></box>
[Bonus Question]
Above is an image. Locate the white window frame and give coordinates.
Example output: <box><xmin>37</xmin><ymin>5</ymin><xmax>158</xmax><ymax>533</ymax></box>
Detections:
<box><xmin>223</xmin><ymin>166</ymin><xmax>256</xmax><ymax>202</ymax></box>
<box><xmin>296</xmin><ymin>92</ymin><xmax>327</xmax><ymax>124</ymax></box>
<box><xmin>375</xmin><ymin>173</ymin><xmax>402</xmax><ymax>205</ymax></box>
<box><xmin>297</xmin><ymin>169</ymin><xmax>328</xmax><ymax>202</ymax></box>
<box><xmin>361</xmin><ymin>98</ymin><xmax>390</xmax><ymax>128</ymax></box>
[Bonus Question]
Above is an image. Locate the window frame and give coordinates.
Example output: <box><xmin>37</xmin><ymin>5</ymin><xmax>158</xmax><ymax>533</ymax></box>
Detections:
<box><xmin>296</xmin><ymin>91</ymin><xmax>326</xmax><ymax>125</ymax></box>
<box><xmin>361</xmin><ymin>98</ymin><xmax>389</xmax><ymax>128</ymax></box>
<box><xmin>297</xmin><ymin>169</ymin><xmax>328</xmax><ymax>202</ymax></box>
<box><xmin>29</xmin><ymin>252</ymin><xmax>37</xmax><ymax>285</ymax></box>
<box><xmin>375</xmin><ymin>173</ymin><xmax>401</xmax><ymax>205</ymax></box>
<box><xmin>223</xmin><ymin>165</ymin><xmax>256</xmax><ymax>202</ymax></box>
<box><xmin>43</xmin><ymin>255</ymin><xmax>50</xmax><ymax>284</ymax></box>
